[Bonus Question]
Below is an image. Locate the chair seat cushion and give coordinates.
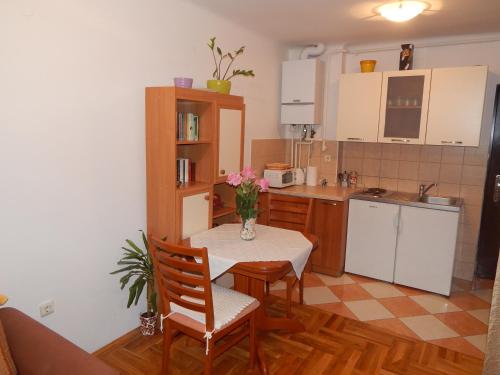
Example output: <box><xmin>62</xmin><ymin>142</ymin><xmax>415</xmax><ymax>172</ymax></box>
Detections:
<box><xmin>168</xmin><ymin>284</ymin><xmax>259</xmax><ymax>332</ymax></box>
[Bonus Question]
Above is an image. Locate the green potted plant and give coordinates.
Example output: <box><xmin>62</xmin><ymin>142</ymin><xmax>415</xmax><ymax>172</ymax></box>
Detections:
<box><xmin>111</xmin><ymin>230</ymin><xmax>157</xmax><ymax>335</ymax></box>
<box><xmin>207</xmin><ymin>37</ymin><xmax>255</xmax><ymax>94</ymax></box>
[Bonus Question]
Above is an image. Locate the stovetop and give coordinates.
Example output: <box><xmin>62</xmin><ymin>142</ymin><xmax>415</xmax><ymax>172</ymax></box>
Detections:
<box><xmin>360</xmin><ymin>187</ymin><xmax>392</xmax><ymax>198</ymax></box>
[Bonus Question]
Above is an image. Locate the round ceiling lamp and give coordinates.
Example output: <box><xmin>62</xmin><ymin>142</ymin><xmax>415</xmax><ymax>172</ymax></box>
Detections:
<box><xmin>377</xmin><ymin>1</ymin><xmax>428</xmax><ymax>22</ymax></box>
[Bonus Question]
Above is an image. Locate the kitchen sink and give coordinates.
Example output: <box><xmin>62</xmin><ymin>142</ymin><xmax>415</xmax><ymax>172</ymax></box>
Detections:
<box><xmin>418</xmin><ymin>195</ymin><xmax>459</xmax><ymax>206</ymax></box>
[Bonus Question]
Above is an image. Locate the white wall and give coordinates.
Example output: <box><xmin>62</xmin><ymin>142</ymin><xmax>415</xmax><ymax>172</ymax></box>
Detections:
<box><xmin>0</xmin><ymin>0</ymin><xmax>284</xmax><ymax>352</ymax></box>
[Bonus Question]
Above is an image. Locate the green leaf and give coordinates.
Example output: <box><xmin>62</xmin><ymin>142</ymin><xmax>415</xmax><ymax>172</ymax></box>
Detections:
<box><xmin>126</xmin><ymin>239</ymin><xmax>145</xmax><ymax>255</ymax></box>
<box><xmin>133</xmin><ymin>278</ymin><xmax>146</xmax><ymax>305</ymax></box>
<box><xmin>216</xmin><ymin>46</ymin><xmax>222</xmax><ymax>56</ymax></box>
<box><xmin>208</xmin><ymin>37</ymin><xmax>216</xmax><ymax>50</ymax></box>
<box><xmin>110</xmin><ymin>264</ymin><xmax>142</xmax><ymax>275</ymax></box>
<box><xmin>127</xmin><ymin>283</ymin><xmax>137</xmax><ymax>308</ymax></box>
<box><xmin>150</xmin><ymin>291</ymin><xmax>157</xmax><ymax>313</ymax></box>
<box><xmin>141</xmin><ymin>230</ymin><xmax>148</xmax><ymax>251</ymax></box>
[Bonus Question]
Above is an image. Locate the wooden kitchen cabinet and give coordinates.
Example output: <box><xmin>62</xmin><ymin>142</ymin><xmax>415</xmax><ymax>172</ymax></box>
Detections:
<box><xmin>311</xmin><ymin>199</ymin><xmax>349</xmax><ymax>276</ymax></box>
<box><xmin>336</xmin><ymin>72</ymin><xmax>382</xmax><ymax>142</ymax></box>
<box><xmin>378</xmin><ymin>69</ymin><xmax>432</xmax><ymax>144</ymax></box>
<box><xmin>425</xmin><ymin>66</ymin><xmax>487</xmax><ymax>147</ymax></box>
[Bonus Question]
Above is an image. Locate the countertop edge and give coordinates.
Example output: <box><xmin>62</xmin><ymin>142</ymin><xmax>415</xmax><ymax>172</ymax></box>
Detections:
<box><xmin>349</xmin><ymin>194</ymin><xmax>463</xmax><ymax>212</ymax></box>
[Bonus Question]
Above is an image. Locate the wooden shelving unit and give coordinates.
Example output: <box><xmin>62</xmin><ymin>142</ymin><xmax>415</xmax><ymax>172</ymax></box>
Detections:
<box><xmin>213</xmin><ymin>206</ymin><xmax>236</xmax><ymax>219</ymax></box>
<box><xmin>146</xmin><ymin>87</ymin><xmax>244</xmax><ymax>243</ymax></box>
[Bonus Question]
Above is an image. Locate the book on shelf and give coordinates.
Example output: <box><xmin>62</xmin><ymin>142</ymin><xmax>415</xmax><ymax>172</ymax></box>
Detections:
<box><xmin>176</xmin><ymin>158</ymin><xmax>196</xmax><ymax>184</ymax></box>
<box><xmin>176</xmin><ymin>112</ymin><xmax>199</xmax><ymax>142</ymax></box>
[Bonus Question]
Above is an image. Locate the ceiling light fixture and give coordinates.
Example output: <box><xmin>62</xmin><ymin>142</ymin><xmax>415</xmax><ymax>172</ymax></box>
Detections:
<box><xmin>377</xmin><ymin>1</ymin><xmax>428</xmax><ymax>22</ymax></box>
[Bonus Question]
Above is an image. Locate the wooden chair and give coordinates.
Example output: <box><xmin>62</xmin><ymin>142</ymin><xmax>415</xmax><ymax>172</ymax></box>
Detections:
<box><xmin>266</xmin><ymin>194</ymin><xmax>313</xmax><ymax>317</ymax></box>
<box><xmin>150</xmin><ymin>238</ymin><xmax>259</xmax><ymax>375</ymax></box>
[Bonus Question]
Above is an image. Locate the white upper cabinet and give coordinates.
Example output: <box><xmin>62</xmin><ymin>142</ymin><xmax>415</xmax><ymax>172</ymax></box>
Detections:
<box><xmin>426</xmin><ymin>66</ymin><xmax>488</xmax><ymax>147</ymax></box>
<box><xmin>378</xmin><ymin>69</ymin><xmax>432</xmax><ymax>144</ymax></box>
<box><xmin>336</xmin><ymin>72</ymin><xmax>382</xmax><ymax>142</ymax></box>
<box><xmin>281</xmin><ymin>59</ymin><xmax>324</xmax><ymax>124</ymax></box>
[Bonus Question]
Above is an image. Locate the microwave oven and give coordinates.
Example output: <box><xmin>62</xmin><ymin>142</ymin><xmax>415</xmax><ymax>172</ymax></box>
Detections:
<box><xmin>263</xmin><ymin>169</ymin><xmax>295</xmax><ymax>188</ymax></box>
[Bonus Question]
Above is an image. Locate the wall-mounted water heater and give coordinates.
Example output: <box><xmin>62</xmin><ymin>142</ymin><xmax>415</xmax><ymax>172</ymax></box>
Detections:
<box><xmin>280</xmin><ymin>58</ymin><xmax>325</xmax><ymax>125</ymax></box>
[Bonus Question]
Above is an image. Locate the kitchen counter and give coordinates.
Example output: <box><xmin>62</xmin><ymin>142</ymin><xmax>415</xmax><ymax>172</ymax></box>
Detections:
<box><xmin>268</xmin><ymin>185</ymin><xmax>360</xmax><ymax>201</ymax></box>
<box><xmin>350</xmin><ymin>191</ymin><xmax>463</xmax><ymax>212</ymax></box>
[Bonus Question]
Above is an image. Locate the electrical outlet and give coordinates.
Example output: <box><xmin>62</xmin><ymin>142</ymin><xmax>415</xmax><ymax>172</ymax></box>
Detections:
<box><xmin>39</xmin><ymin>299</ymin><xmax>55</xmax><ymax>317</ymax></box>
<box><xmin>323</xmin><ymin>154</ymin><xmax>332</xmax><ymax>162</ymax></box>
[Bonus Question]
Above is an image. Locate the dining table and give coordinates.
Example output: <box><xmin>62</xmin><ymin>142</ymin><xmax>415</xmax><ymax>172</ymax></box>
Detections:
<box><xmin>185</xmin><ymin>223</ymin><xmax>318</xmax><ymax>329</ymax></box>
<box><xmin>183</xmin><ymin>223</ymin><xmax>318</xmax><ymax>372</ymax></box>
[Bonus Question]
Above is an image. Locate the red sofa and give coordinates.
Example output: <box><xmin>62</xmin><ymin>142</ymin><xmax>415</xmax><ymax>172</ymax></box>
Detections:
<box><xmin>0</xmin><ymin>307</ymin><xmax>118</xmax><ymax>375</ymax></box>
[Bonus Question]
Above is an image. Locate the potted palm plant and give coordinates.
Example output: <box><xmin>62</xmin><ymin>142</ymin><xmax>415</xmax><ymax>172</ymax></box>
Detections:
<box><xmin>111</xmin><ymin>230</ymin><xmax>157</xmax><ymax>335</ymax></box>
<box><xmin>207</xmin><ymin>37</ymin><xmax>255</xmax><ymax>94</ymax></box>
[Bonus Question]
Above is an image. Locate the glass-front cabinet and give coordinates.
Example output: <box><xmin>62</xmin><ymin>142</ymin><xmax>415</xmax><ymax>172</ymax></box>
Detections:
<box><xmin>378</xmin><ymin>69</ymin><xmax>432</xmax><ymax>144</ymax></box>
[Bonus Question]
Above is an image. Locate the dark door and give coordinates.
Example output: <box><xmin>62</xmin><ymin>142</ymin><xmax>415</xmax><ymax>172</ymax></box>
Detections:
<box><xmin>476</xmin><ymin>84</ymin><xmax>500</xmax><ymax>278</ymax></box>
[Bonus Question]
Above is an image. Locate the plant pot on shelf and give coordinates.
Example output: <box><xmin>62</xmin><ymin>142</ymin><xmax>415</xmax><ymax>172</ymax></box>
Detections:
<box><xmin>139</xmin><ymin>312</ymin><xmax>157</xmax><ymax>336</ymax></box>
<box><xmin>207</xmin><ymin>79</ymin><xmax>231</xmax><ymax>94</ymax></box>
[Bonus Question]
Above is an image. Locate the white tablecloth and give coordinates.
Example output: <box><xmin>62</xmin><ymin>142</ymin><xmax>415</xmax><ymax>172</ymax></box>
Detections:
<box><xmin>190</xmin><ymin>224</ymin><xmax>313</xmax><ymax>280</ymax></box>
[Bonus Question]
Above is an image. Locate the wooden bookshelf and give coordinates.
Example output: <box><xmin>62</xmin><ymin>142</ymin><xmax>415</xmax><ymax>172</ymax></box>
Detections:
<box><xmin>146</xmin><ymin>87</ymin><xmax>244</xmax><ymax>243</ymax></box>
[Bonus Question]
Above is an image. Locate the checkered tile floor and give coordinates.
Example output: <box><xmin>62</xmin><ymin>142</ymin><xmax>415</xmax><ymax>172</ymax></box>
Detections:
<box><xmin>269</xmin><ymin>272</ymin><xmax>493</xmax><ymax>359</ymax></box>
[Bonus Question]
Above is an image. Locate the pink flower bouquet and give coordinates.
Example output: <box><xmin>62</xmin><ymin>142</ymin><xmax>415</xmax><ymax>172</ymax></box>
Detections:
<box><xmin>227</xmin><ymin>166</ymin><xmax>269</xmax><ymax>222</ymax></box>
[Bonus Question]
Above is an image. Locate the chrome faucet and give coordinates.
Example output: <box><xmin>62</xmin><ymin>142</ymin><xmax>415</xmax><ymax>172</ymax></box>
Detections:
<box><xmin>418</xmin><ymin>183</ymin><xmax>437</xmax><ymax>199</ymax></box>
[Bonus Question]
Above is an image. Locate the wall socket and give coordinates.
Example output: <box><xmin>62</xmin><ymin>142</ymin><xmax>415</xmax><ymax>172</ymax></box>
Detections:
<box><xmin>39</xmin><ymin>299</ymin><xmax>55</xmax><ymax>317</ymax></box>
<box><xmin>323</xmin><ymin>154</ymin><xmax>332</xmax><ymax>162</ymax></box>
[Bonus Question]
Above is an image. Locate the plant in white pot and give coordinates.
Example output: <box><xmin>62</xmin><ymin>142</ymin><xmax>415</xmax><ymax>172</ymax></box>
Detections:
<box><xmin>207</xmin><ymin>37</ymin><xmax>255</xmax><ymax>94</ymax></box>
<box><xmin>111</xmin><ymin>230</ymin><xmax>158</xmax><ymax>335</ymax></box>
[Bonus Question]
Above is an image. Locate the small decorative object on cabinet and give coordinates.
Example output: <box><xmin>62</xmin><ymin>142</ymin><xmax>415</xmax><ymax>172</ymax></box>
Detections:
<box><xmin>173</xmin><ymin>77</ymin><xmax>193</xmax><ymax>88</ymax></box>
<box><xmin>360</xmin><ymin>59</ymin><xmax>377</xmax><ymax>73</ymax></box>
<box><xmin>399</xmin><ymin>43</ymin><xmax>414</xmax><ymax>70</ymax></box>
<box><xmin>110</xmin><ymin>231</ymin><xmax>158</xmax><ymax>335</ymax></box>
<box><xmin>207</xmin><ymin>37</ymin><xmax>255</xmax><ymax>94</ymax></box>
<box><xmin>227</xmin><ymin>167</ymin><xmax>269</xmax><ymax>240</ymax></box>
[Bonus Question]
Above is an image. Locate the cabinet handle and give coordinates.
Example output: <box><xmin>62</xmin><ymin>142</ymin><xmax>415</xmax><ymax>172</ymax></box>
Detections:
<box><xmin>368</xmin><ymin>205</ymin><xmax>378</xmax><ymax>208</ymax></box>
<box><xmin>391</xmin><ymin>138</ymin><xmax>411</xmax><ymax>143</ymax></box>
<box><xmin>347</xmin><ymin>137</ymin><xmax>364</xmax><ymax>141</ymax></box>
<box><xmin>441</xmin><ymin>140</ymin><xmax>463</xmax><ymax>145</ymax></box>
<box><xmin>321</xmin><ymin>202</ymin><xmax>337</xmax><ymax>206</ymax></box>
<box><xmin>292</xmin><ymin>99</ymin><xmax>301</xmax><ymax>103</ymax></box>
<box><xmin>204</xmin><ymin>195</ymin><xmax>210</xmax><ymax>201</ymax></box>
<box><xmin>220</xmin><ymin>169</ymin><xmax>226</xmax><ymax>175</ymax></box>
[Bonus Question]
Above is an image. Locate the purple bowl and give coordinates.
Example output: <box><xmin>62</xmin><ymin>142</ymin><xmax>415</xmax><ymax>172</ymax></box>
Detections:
<box><xmin>174</xmin><ymin>77</ymin><xmax>193</xmax><ymax>88</ymax></box>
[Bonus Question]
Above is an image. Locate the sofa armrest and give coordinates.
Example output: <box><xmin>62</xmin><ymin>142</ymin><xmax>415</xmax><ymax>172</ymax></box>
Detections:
<box><xmin>0</xmin><ymin>308</ymin><xmax>119</xmax><ymax>375</ymax></box>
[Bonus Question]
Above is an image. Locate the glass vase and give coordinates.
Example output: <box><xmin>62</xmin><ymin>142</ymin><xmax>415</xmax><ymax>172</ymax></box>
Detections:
<box><xmin>240</xmin><ymin>217</ymin><xmax>256</xmax><ymax>240</ymax></box>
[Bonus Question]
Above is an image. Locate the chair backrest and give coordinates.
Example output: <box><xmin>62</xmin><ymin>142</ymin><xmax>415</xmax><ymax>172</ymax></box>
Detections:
<box><xmin>268</xmin><ymin>194</ymin><xmax>313</xmax><ymax>232</ymax></box>
<box><xmin>150</xmin><ymin>237</ymin><xmax>214</xmax><ymax>331</ymax></box>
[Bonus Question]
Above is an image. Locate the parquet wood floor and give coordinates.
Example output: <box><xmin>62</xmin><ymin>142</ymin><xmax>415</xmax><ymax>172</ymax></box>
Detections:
<box><xmin>96</xmin><ymin>296</ymin><xmax>483</xmax><ymax>374</ymax></box>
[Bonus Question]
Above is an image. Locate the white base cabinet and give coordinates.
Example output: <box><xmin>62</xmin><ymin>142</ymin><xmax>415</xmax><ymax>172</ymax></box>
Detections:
<box><xmin>345</xmin><ymin>200</ymin><xmax>400</xmax><ymax>282</ymax></box>
<box><xmin>345</xmin><ymin>199</ymin><xmax>460</xmax><ymax>295</ymax></box>
<box><xmin>394</xmin><ymin>206</ymin><xmax>459</xmax><ymax>295</ymax></box>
